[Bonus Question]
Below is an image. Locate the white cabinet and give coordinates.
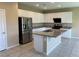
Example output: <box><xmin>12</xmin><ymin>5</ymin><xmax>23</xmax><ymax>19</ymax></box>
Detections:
<box><xmin>33</xmin><ymin>34</ymin><xmax>61</xmax><ymax>55</ymax></box>
<box><xmin>62</xmin><ymin>29</ymin><xmax>72</xmax><ymax>38</ymax></box>
<box><xmin>61</xmin><ymin>12</ymin><xmax>72</xmax><ymax>23</ymax></box>
<box><xmin>33</xmin><ymin>35</ymin><xmax>44</xmax><ymax>53</ymax></box>
<box><xmin>18</xmin><ymin>9</ymin><xmax>44</xmax><ymax>23</ymax></box>
<box><xmin>44</xmin><ymin>12</ymin><xmax>72</xmax><ymax>23</ymax></box>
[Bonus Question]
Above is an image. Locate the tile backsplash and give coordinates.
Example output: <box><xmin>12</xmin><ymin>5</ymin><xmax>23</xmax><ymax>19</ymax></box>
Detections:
<box><xmin>32</xmin><ymin>23</ymin><xmax>72</xmax><ymax>29</ymax></box>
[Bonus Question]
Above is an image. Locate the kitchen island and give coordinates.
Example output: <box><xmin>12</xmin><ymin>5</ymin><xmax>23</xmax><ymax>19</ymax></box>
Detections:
<box><xmin>33</xmin><ymin>29</ymin><xmax>66</xmax><ymax>55</ymax></box>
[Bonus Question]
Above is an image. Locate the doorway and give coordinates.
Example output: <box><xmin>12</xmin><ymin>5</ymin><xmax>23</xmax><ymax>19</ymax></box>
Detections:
<box><xmin>0</xmin><ymin>9</ymin><xmax>7</xmax><ymax>51</ymax></box>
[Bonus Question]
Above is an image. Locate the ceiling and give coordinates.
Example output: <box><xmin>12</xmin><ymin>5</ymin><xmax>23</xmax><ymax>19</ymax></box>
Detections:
<box><xmin>19</xmin><ymin>2</ymin><xmax>79</xmax><ymax>10</ymax></box>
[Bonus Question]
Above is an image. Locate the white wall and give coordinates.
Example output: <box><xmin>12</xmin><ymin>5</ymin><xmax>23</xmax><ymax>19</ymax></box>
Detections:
<box><xmin>0</xmin><ymin>3</ymin><xmax>19</xmax><ymax>48</ymax></box>
<box><xmin>18</xmin><ymin>9</ymin><xmax>44</xmax><ymax>23</ymax></box>
<box><xmin>44</xmin><ymin>12</ymin><xmax>72</xmax><ymax>23</ymax></box>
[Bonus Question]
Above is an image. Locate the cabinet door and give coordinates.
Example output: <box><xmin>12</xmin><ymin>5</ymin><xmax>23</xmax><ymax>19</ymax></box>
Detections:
<box><xmin>62</xmin><ymin>12</ymin><xmax>72</xmax><ymax>23</ymax></box>
<box><xmin>62</xmin><ymin>29</ymin><xmax>71</xmax><ymax>38</ymax></box>
<box><xmin>33</xmin><ymin>35</ymin><xmax>44</xmax><ymax>52</ymax></box>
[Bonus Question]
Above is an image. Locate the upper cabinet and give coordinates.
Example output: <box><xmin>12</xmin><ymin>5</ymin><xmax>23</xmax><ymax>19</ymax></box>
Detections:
<box><xmin>18</xmin><ymin>9</ymin><xmax>44</xmax><ymax>23</ymax></box>
<box><xmin>44</xmin><ymin>12</ymin><xmax>72</xmax><ymax>23</ymax></box>
<box><xmin>18</xmin><ymin>9</ymin><xmax>72</xmax><ymax>23</ymax></box>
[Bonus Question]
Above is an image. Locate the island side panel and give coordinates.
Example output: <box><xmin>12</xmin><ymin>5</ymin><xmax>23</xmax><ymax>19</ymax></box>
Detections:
<box><xmin>62</xmin><ymin>29</ymin><xmax>72</xmax><ymax>39</ymax></box>
<box><xmin>47</xmin><ymin>35</ymin><xmax>61</xmax><ymax>55</ymax></box>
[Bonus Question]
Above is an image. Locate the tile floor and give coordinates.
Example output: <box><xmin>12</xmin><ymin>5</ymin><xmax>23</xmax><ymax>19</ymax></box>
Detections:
<box><xmin>0</xmin><ymin>38</ymin><xmax>79</xmax><ymax>57</ymax></box>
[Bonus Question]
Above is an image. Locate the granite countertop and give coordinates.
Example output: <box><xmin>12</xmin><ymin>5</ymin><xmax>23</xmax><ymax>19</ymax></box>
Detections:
<box><xmin>33</xmin><ymin>29</ymin><xmax>67</xmax><ymax>37</ymax></box>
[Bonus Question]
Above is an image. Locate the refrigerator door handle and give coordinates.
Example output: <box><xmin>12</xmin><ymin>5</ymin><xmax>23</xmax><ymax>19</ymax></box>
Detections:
<box><xmin>23</xmin><ymin>24</ymin><xmax>26</xmax><ymax>29</ymax></box>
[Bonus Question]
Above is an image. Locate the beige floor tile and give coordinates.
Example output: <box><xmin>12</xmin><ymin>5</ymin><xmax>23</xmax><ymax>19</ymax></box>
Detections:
<box><xmin>0</xmin><ymin>38</ymin><xmax>79</xmax><ymax>57</ymax></box>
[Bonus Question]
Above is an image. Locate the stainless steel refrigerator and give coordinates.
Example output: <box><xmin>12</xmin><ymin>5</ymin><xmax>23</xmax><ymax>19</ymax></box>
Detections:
<box><xmin>18</xmin><ymin>17</ymin><xmax>32</xmax><ymax>44</ymax></box>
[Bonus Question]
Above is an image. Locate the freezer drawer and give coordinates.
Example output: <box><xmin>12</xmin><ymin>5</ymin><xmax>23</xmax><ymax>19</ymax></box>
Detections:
<box><xmin>19</xmin><ymin>32</ymin><xmax>32</xmax><ymax>44</ymax></box>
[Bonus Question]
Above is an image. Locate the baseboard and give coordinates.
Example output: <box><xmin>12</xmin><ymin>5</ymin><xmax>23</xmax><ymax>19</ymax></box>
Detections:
<box><xmin>62</xmin><ymin>36</ymin><xmax>79</xmax><ymax>40</ymax></box>
<box><xmin>62</xmin><ymin>37</ymin><xmax>72</xmax><ymax>39</ymax></box>
<box><xmin>71</xmin><ymin>37</ymin><xmax>79</xmax><ymax>39</ymax></box>
<box><xmin>7</xmin><ymin>44</ymin><xmax>19</xmax><ymax>49</ymax></box>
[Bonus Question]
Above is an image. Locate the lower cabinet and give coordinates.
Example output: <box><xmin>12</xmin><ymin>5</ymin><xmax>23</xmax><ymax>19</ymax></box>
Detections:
<box><xmin>33</xmin><ymin>34</ymin><xmax>61</xmax><ymax>55</ymax></box>
<box><xmin>33</xmin><ymin>35</ymin><xmax>44</xmax><ymax>53</ymax></box>
<box><xmin>62</xmin><ymin>29</ymin><xmax>72</xmax><ymax>38</ymax></box>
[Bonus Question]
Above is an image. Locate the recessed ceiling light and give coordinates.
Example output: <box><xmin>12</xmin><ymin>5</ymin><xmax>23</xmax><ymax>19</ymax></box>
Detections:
<box><xmin>36</xmin><ymin>4</ymin><xmax>39</xmax><ymax>7</ymax></box>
